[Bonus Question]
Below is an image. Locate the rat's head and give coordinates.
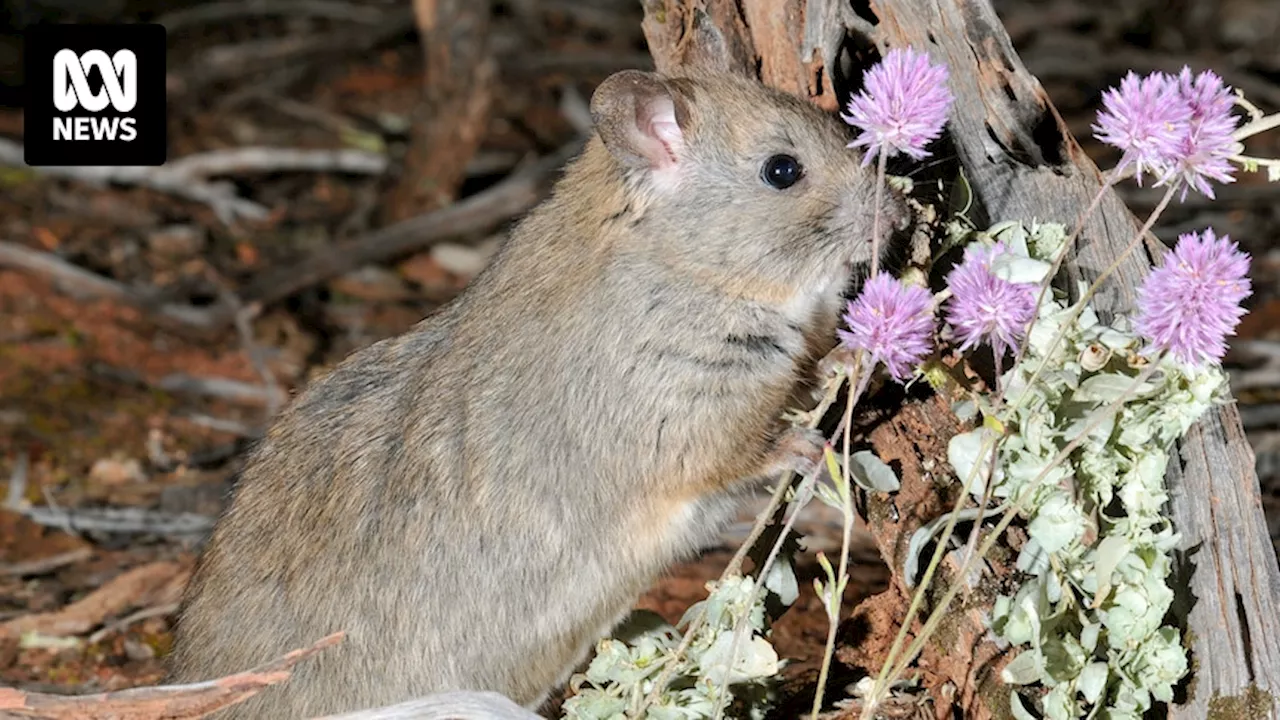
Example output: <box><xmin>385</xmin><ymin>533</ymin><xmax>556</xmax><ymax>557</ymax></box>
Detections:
<box><xmin>588</xmin><ymin>69</ymin><xmax>889</xmax><ymax>294</ymax></box>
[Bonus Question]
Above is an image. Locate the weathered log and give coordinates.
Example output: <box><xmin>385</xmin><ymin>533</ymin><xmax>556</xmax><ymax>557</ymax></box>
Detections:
<box><xmin>641</xmin><ymin>1</ymin><xmax>1280</xmax><ymax>717</ymax></box>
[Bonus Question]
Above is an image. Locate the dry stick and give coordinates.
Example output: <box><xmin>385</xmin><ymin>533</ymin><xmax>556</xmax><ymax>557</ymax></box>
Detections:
<box><xmin>234</xmin><ymin>141</ymin><xmax>581</xmax><ymax>319</ymax></box>
<box><xmin>0</xmin><ymin>138</ymin><xmax>268</xmax><ymax>224</ymax></box>
<box><xmin>88</xmin><ymin>602</ymin><xmax>181</xmax><ymax>644</ymax></box>
<box><xmin>16</xmin><ymin>506</ymin><xmax>215</xmax><ymax>538</ymax></box>
<box><xmin>0</xmin><ymin>548</ymin><xmax>93</xmax><ymax>577</ymax></box>
<box><xmin>0</xmin><ymin>241</ymin><xmax>217</xmax><ymax>329</ymax></box>
<box><xmin>866</xmin><ymin>362</ymin><xmax>1166</xmax><ymax>716</ymax></box>
<box><xmin>164</xmin><ymin>146</ymin><xmax>387</xmax><ymax>178</ymax></box>
<box><xmin>0</xmin><ymin>632</ymin><xmax>344</xmax><ymax>719</ymax></box>
<box><xmin>156</xmin><ymin>0</ymin><xmax>389</xmax><ymax>30</ymax></box>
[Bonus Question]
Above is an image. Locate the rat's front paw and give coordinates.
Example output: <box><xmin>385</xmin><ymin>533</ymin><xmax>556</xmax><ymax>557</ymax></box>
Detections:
<box><xmin>763</xmin><ymin>426</ymin><xmax>828</xmax><ymax>478</ymax></box>
<box><xmin>816</xmin><ymin>345</ymin><xmax>857</xmax><ymax>381</ymax></box>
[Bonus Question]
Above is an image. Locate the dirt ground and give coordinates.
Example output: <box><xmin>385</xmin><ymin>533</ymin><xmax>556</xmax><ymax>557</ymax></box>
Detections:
<box><xmin>0</xmin><ymin>0</ymin><xmax>1278</xmax><ymax>715</ymax></box>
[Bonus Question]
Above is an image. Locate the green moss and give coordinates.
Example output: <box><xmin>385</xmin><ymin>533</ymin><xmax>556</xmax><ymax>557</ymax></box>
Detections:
<box><xmin>1206</xmin><ymin>686</ymin><xmax>1275</xmax><ymax>720</ymax></box>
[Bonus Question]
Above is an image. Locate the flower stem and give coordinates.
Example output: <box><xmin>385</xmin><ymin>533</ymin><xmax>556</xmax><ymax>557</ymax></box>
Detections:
<box><xmin>1233</xmin><ymin>111</ymin><xmax>1280</xmax><ymax>141</ymax></box>
<box><xmin>811</xmin><ymin>370</ymin><xmax>874</xmax><ymax>719</ymax></box>
<box><xmin>871</xmin><ymin>152</ymin><xmax>888</xmax><ymax>277</ymax></box>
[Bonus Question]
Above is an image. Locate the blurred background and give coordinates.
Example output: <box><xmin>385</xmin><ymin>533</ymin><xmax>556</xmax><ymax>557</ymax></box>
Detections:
<box><xmin>0</xmin><ymin>0</ymin><xmax>1277</xmax><ymax>700</ymax></box>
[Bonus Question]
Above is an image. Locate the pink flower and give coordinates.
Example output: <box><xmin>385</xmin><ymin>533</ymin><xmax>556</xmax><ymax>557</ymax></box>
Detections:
<box><xmin>943</xmin><ymin>242</ymin><xmax>1038</xmax><ymax>357</ymax></box>
<box><xmin>1092</xmin><ymin>71</ymin><xmax>1190</xmax><ymax>185</ymax></box>
<box><xmin>1158</xmin><ymin>67</ymin><xmax>1241</xmax><ymax>200</ymax></box>
<box><xmin>838</xmin><ymin>274</ymin><xmax>936</xmax><ymax>381</ymax></box>
<box><xmin>1135</xmin><ymin>228</ymin><xmax>1251</xmax><ymax>365</ymax></box>
<box><xmin>841</xmin><ymin>47</ymin><xmax>954</xmax><ymax>166</ymax></box>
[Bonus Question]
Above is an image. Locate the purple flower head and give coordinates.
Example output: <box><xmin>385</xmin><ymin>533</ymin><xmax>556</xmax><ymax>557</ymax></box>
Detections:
<box><xmin>841</xmin><ymin>47</ymin><xmax>954</xmax><ymax>167</ymax></box>
<box><xmin>1135</xmin><ymin>228</ymin><xmax>1251</xmax><ymax>365</ymax></box>
<box><xmin>838</xmin><ymin>273</ymin><xmax>936</xmax><ymax>381</ymax></box>
<box><xmin>1092</xmin><ymin>71</ymin><xmax>1191</xmax><ymax>185</ymax></box>
<box><xmin>943</xmin><ymin>242</ymin><xmax>1039</xmax><ymax>357</ymax></box>
<box><xmin>1158</xmin><ymin>67</ymin><xmax>1241</xmax><ymax>201</ymax></box>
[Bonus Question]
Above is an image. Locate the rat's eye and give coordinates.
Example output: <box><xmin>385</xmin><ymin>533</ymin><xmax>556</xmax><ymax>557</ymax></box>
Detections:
<box><xmin>761</xmin><ymin>154</ymin><xmax>803</xmax><ymax>190</ymax></box>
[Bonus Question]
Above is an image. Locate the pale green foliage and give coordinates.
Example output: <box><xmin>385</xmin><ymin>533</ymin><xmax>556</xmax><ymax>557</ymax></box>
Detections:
<box><xmin>952</xmin><ymin>221</ymin><xmax>1228</xmax><ymax>718</ymax></box>
<box><xmin>561</xmin><ymin>576</ymin><xmax>783</xmax><ymax>720</ymax></box>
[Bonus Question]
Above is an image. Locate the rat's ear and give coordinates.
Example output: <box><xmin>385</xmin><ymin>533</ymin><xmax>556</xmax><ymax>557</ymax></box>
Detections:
<box><xmin>590</xmin><ymin>70</ymin><xmax>687</xmax><ymax>171</ymax></box>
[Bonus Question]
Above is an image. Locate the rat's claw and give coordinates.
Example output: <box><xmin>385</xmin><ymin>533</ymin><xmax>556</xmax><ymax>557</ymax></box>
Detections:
<box><xmin>765</xmin><ymin>426</ymin><xmax>827</xmax><ymax>478</ymax></box>
<box><xmin>817</xmin><ymin>345</ymin><xmax>857</xmax><ymax>380</ymax></box>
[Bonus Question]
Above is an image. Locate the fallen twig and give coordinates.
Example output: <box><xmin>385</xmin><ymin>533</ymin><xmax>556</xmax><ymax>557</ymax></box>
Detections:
<box><xmin>181</xmin><ymin>413</ymin><xmax>264</xmax><ymax>439</ymax></box>
<box><xmin>0</xmin><ymin>241</ymin><xmax>217</xmax><ymax>328</ymax></box>
<box><xmin>222</xmin><ymin>296</ymin><xmax>286</xmax><ymax>419</ymax></box>
<box><xmin>0</xmin><ymin>141</ymin><xmax>386</xmax><ymax>225</ymax></box>
<box><xmin>0</xmin><ymin>138</ymin><xmax>268</xmax><ymax>224</ymax></box>
<box><xmin>155</xmin><ymin>372</ymin><xmax>287</xmax><ymax>407</ymax></box>
<box><xmin>158</xmin><ymin>0</ymin><xmax>388</xmax><ymax>31</ymax></box>
<box><xmin>12</xmin><ymin>505</ymin><xmax>216</xmax><ymax>539</ymax></box>
<box><xmin>175</xmin><ymin>11</ymin><xmax>414</xmax><ymax>96</ymax></box>
<box><xmin>0</xmin><ymin>548</ymin><xmax>94</xmax><ymax>577</ymax></box>
<box><xmin>0</xmin><ymin>632</ymin><xmax>343</xmax><ymax>720</ymax></box>
<box><xmin>6</xmin><ymin>451</ymin><xmax>28</xmax><ymax>508</ymax></box>
<box><xmin>381</xmin><ymin>0</ymin><xmax>495</xmax><ymax>223</ymax></box>
<box><xmin>164</xmin><ymin>146</ymin><xmax>387</xmax><ymax>178</ymax></box>
<box><xmin>236</xmin><ymin>140</ymin><xmax>583</xmax><ymax>315</ymax></box>
<box><xmin>88</xmin><ymin>602</ymin><xmax>182</xmax><ymax>644</ymax></box>
<box><xmin>0</xmin><ymin>561</ymin><xmax>188</xmax><ymax>640</ymax></box>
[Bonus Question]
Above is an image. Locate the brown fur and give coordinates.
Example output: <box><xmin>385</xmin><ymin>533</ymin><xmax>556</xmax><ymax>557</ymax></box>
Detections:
<box><xmin>165</xmin><ymin>69</ymin><xmax>884</xmax><ymax>718</ymax></box>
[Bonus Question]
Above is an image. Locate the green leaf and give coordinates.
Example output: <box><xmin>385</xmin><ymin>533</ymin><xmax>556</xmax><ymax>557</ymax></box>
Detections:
<box><xmin>1091</xmin><ymin>534</ymin><xmax>1131</xmax><ymax>606</ymax></box>
<box><xmin>814</xmin><ymin>480</ymin><xmax>842</xmax><ymax>510</ymax></box>
<box><xmin>1028</xmin><ymin>491</ymin><xmax>1085</xmax><ymax>554</ymax></box>
<box><xmin>990</xmin><ymin>253</ymin><xmax>1054</xmax><ymax>285</ymax></box>
<box><xmin>947</xmin><ymin>428</ymin><xmax>1001</xmax><ymax>498</ymax></box>
<box><xmin>1078</xmin><ymin>661</ymin><xmax>1109</xmax><ymax>704</ymax></box>
<box><xmin>903</xmin><ymin>506</ymin><xmax>989</xmax><ymax>587</ymax></box>
<box><xmin>1042</xmin><ymin>683</ymin><xmax>1078</xmax><ymax>720</ymax></box>
<box><xmin>1075</xmin><ymin>372</ymin><xmax>1156</xmax><ymax>403</ymax></box>
<box><xmin>847</xmin><ymin>450</ymin><xmax>900</xmax><ymax>492</ymax></box>
<box><xmin>698</xmin><ymin>632</ymin><xmax>779</xmax><ymax>686</ymax></box>
<box><xmin>1001</xmin><ymin>649</ymin><xmax>1043</xmax><ymax>685</ymax></box>
<box><xmin>763</xmin><ymin>556</ymin><xmax>800</xmax><ymax>607</ymax></box>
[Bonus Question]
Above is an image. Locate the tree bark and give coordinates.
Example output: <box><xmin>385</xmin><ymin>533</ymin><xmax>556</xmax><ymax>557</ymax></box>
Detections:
<box><xmin>381</xmin><ymin>0</ymin><xmax>496</xmax><ymax>224</ymax></box>
<box><xmin>641</xmin><ymin>1</ymin><xmax>1280</xmax><ymax>717</ymax></box>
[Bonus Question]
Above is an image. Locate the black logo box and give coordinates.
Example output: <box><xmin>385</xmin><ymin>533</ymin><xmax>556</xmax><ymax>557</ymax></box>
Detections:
<box><xmin>24</xmin><ymin>24</ymin><xmax>167</xmax><ymax>167</ymax></box>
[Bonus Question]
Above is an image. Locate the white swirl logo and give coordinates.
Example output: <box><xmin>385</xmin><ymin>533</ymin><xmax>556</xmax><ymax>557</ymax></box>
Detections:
<box><xmin>52</xmin><ymin>49</ymin><xmax>137</xmax><ymax>113</ymax></box>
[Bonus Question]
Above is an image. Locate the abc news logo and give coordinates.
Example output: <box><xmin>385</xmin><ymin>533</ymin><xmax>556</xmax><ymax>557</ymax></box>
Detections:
<box><xmin>53</xmin><ymin>49</ymin><xmax>140</xmax><ymax>142</ymax></box>
<box><xmin>24</xmin><ymin>24</ymin><xmax>166</xmax><ymax>166</ymax></box>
